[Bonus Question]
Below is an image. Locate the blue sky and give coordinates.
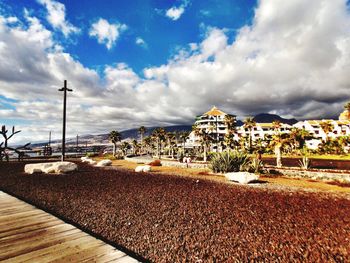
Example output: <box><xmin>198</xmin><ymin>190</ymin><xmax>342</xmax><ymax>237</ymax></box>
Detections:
<box><xmin>1</xmin><ymin>0</ymin><xmax>350</xmax><ymax>144</ymax></box>
<box><xmin>1</xmin><ymin>0</ymin><xmax>256</xmax><ymax>74</ymax></box>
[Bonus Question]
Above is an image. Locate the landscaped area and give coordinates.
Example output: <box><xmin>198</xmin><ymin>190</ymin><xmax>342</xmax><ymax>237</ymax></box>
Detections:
<box><xmin>1</xmin><ymin>160</ymin><xmax>349</xmax><ymax>262</ymax></box>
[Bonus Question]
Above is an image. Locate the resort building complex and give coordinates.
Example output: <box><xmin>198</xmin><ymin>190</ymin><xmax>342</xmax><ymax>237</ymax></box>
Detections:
<box><xmin>187</xmin><ymin>106</ymin><xmax>350</xmax><ymax>150</ymax></box>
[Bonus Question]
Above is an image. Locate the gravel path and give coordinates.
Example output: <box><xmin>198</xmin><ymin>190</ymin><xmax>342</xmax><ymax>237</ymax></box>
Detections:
<box><xmin>1</xmin><ymin>161</ymin><xmax>349</xmax><ymax>262</ymax></box>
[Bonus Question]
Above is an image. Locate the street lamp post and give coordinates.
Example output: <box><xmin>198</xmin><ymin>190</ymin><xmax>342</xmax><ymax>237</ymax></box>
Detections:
<box><xmin>58</xmin><ymin>80</ymin><xmax>72</xmax><ymax>161</ymax></box>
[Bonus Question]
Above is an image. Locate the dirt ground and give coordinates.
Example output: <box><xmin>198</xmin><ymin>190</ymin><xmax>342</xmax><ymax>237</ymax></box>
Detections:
<box><xmin>1</xmin><ymin>161</ymin><xmax>349</xmax><ymax>262</ymax></box>
<box><xmin>100</xmin><ymin>158</ymin><xmax>350</xmax><ymax>195</ymax></box>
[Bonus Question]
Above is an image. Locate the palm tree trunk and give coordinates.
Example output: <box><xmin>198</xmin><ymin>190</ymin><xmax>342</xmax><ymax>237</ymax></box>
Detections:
<box><xmin>249</xmin><ymin>129</ymin><xmax>253</xmax><ymax>153</ymax></box>
<box><xmin>275</xmin><ymin>145</ymin><xmax>282</xmax><ymax>167</ymax></box>
<box><xmin>140</xmin><ymin>133</ymin><xmax>143</xmax><ymax>154</ymax></box>
<box><xmin>113</xmin><ymin>143</ymin><xmax>116</xmax><ymax>156</ymax></box>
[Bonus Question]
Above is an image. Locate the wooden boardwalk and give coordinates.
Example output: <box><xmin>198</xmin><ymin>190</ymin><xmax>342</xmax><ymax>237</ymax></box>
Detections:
<box><xmin>0</xmin><ymin>191</ymin><xmax>138</xmax><ymax>262</ymax></box>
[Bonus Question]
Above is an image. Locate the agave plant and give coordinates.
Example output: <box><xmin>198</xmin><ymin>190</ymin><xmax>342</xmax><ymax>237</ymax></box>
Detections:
<box><xmin>299</xmin><ymin>156</ymin><xmax>311</xmax><ymax>169</ymax></box>
<box><xmin>209</xmin><ymin>151</ymin><xmax>250</xmax><ymax>173</ymax></box>
<box><xmin>249</xmin><ymin>157</ymin><xmax>265</xmax><ymax>174</ymax></box>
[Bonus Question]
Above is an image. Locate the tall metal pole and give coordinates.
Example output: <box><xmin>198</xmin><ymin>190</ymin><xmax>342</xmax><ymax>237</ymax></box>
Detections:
<box><xmin>59</xmin><ymin>80</ymin><xmax>72</xmax><ymax>161</ymax></box>
<box><xmin>76</xmin><ymin>134</ymin><xmax>79</xmax><ymax>150</ymax></box>
<box><xmin>48</xmin><ymin>131</ymin><xmax>51</xmax><ymax>146</ymax></box>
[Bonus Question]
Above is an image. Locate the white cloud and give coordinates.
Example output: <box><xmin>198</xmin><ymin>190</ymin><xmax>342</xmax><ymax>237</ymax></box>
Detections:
<box><xmin>89</xmin><ymin>18</ymin><xmax>127</xmax><ymax>50</ymax></box>
<box><xmin>165</xmin><ymin>0</ymin><xmax>189</xmax><ymax>21</ymax></box>
<box><xmin>37</xmin><ymin>0</ymin><xmax>79</xmax><ymax>36</ymax></box>
<box><xmin>2</xmin><ymin>0</ymin><xmax>350</xmax><ymax>144</ymax></box>
<box><xmin>135</xmin><ymin>37</ymin><xmax>147</xmax><ymax>48</ymax></box>
<box><xmin>166</xmin><ymin>6</ymin><xmax>185</xmax><ymax>21</ymax></box>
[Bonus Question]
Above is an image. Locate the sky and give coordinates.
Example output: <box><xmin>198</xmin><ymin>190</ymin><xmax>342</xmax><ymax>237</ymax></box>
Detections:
<box><xmin>1</xmin><ymin>0</ymin><xmax>350</xmax><ymax>144</ymax></box>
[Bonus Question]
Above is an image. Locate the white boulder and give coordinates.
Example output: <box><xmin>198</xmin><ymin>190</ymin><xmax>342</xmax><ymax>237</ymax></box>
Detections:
<box><xmin>96</xmin><ymin>159</ymin><xmax>112</xmax><ymax>167</ymax></box>
<box><xmin>25</xmin><ymin>162</ymin><xmax>78</xmax><ymax>174</ymax></box>
<box><xmin>225</xmin><ymin>172</ymin><xmax>259</xmax><ymax>184</ymax></box>
<box><xmin>81</xmin><ymin>157</ymin><xmax>96</xmax><ymax>165</ymax></box>
<box><xmin>135</xmin><ymin>165</ymin><xmax>152</xmax><ymax>172</ymax></box>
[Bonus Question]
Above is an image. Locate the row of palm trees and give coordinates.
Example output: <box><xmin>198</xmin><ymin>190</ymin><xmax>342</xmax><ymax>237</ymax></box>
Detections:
<box><xmin>109</xmin><ymin>102</ymin><xmax>350</xmax><ymax>162</ymax></box>
<box><xmin>109</xmin><ymin>126</ymin><xmax>190</xmax><ymax>158</ymax></box>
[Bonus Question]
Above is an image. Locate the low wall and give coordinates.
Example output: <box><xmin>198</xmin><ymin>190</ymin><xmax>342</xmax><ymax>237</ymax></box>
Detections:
<box><xmin>124</xmin><ymin>157</ymin><xmax>208</xmax><ymax>169</ymax></box>
<box><xmin>267</xmin><ymin>167</ymin><xmax>350</xmax><ymax>182</ymax></box>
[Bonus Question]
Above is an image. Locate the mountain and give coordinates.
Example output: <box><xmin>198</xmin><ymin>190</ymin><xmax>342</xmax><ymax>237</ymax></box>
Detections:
<box><xmin>252</xmin><ymin>113</ymin><xmax>298</xmax><ymax>125</ymax></box>
<box><xmin>30</xmin><ymin>114</ymin><xmax>298</xmax><ymax>147</ymax></box>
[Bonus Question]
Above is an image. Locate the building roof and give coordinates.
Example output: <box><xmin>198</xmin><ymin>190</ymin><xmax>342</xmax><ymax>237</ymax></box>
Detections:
<box><xmin>203</xmin><ymin>106</ymin><xmax>227</xmax><ymax>117</ymax></box>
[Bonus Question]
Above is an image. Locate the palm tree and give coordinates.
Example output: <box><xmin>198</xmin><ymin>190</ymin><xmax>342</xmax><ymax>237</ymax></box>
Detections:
<box><xmin>320</xmin><ymin>121</ymin><xmax>334</xmax><ymax>142</ymax></box>
<box><xmin>152</xmin><ymin>127</ymin><xmax>166</xmax><ymax>158</ymax></box>
<box><xmin>143</xmin><ymin>136</ymin><xmax>153</xmax><ymax>155</ymax></box>
<box><xmin>179</xmin><ymin>131</ymin><xmax>190</xmax><ymax>154</ymax></box>
<box><xmin>224</xmin><ymin>132</ymin><xmax>237</xmax><ymax>151</ymax></box>
<box><xmin>224</xmin><ymin>114</ymin><xmax>236</xmax><ymax>133</ymax></box>
<box><xmin>167</xmin><ymin>132</ymin><xmax>177</xmax><ymax>159</ymax></box>
<box><xmin>120</xmin><ymin>141</ymin><xmax>130</xmax><ymax>156</ymax></box>
<box><xmin>193</xmin><ymin>126</ymin><xmax>212</xmax><ymax>162</ymax></box>
<box><xmin>272</xmin><ymin>120</ymin><xmax>281</xmax><ymax>134</ymax></box>
<box><xmin>289</xmin><ymin>128</ymin><xmax>313</xmax><ymax>153</ymax></box>
<box><xmin>344</xmin><ymin>101</ymin><xmax>350</xmax><ymax>112</ymax></box>
<box><xmin>337</xmin><ymin>135</ymin><xmax>350</xmax><ymax>153</ymax></box>
<box><xmin>269</xmin><ymin>133</ymin><xmax>290</xmax><ymax>167</ymax></box>
<box><xmin>138</xmin><ymin>126</ymin><xmax>147</xmax><ymax>154</ymax></box>
<box><xmin>131</xmin><ymin>139</ymin><xmax>139</xmax><ymax>155</ymax></box>
<box><xmin>109</xmin><ymin>131</ymin><xmax>121</xmax><ymax>156</ymax></box>
<box><xmin>243</xmin><ymin>117</ymin><xmax>256</xmax><ymax>153</ymax></box>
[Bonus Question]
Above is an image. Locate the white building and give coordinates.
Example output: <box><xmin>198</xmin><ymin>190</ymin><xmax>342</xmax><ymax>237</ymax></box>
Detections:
<box><xmin>293</xmin><ymin>119</ymin><xmax>350</xmax><ymax>149</ymax></box>
<box><xmin>186</xmin><ymin>106</ymin><xmax>350</xmax><ymax>150</ymax></box>
<box><xmin>237</xmin><ymin>123</ymin><xmax>292</xmax><ymax>140</ymax></box>
<box><xmin>185</xmin><ymin>106</ymin><xmax>237</xmax><ymax>148</ymax></box>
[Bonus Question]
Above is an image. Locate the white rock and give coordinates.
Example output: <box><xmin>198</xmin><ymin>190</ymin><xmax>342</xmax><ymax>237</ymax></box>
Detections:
<box><xmin>25</xmin><ymin>162</ymin><xmax>78</xmax><ymax>174</ymax></box>
<box><xmin>135</xmin><ymin>165</ymin><xmax>152</xmax><ymax>172</ymax></box>
<box><xmin>81</xmin><ymin>157</ymin><xmax>96</xmax><ymax>165</ymax></box>
<box><xmin>96</xmin><ymin>159</ymin><xmax>112</xmax><ymax>167</ymax></box>
<box><xmin>225</xmin><ymin>172</ymin><xmax>259</xmax><ymax>184</ymax></box>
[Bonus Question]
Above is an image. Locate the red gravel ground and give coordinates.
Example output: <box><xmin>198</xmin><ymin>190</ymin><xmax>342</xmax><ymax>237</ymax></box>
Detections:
<box><xmin>1</xmin><ymin>161</ymin><xmax>350</xmax><ymax>262</ymax></box>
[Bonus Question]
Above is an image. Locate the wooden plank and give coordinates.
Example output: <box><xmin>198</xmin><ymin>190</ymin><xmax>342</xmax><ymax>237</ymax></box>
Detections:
<box><xmin>0</xmin><ymin>214</ymin><xmax>57</xmax><ymax>231</ymax></box>
<box><xmin>1</xmin><ymin>235</ymin><xmax>102</xmax><ymax>263</ymax></box>
<box><xmin>0</xmin><ymin>219</ymin><xmax>67</xmax><ymax>238</ymax></box>
<box><xmin>0</xmin><ymin>221</ymin><xmax>75</xmax><ymax>244</ymax></box>
<box><xmin>0</xmin><ymin>209</ymin><xmax>44</xmax><ymax>220</ymax></box>
<box><xmin>0</xmin><ymin>191</ymin><xmax>138</xmax><ymax>262</ymax></box>
<box><xmin>0</xmin><ymin>231</ymin><xmax>86</xmax><ymax>260</ymax></box>
<box><xmin>93</xmin><ymin>250</ymin><xmax>129</xmax><ymax>262</ymax></box>
<box><xmin>0</xmin><ymin>225</ymin><xmax>81</xmax><ymax>252</ymax></box>
<box><xmin>0</xmin><ymin>216</ymin><xmax>59</xmax><ymax>234</ymax></box>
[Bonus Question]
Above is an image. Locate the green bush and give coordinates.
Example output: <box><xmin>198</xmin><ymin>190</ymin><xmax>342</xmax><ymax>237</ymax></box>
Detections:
<box><xmin>209</xmin><ymin>151</ymin><xmax>250</xmax><ymax>173</ymax></box>
<box><xmin>249</xmin><ymin>157</ymin><xmax>265</xmax><ymax>174</ymax></box>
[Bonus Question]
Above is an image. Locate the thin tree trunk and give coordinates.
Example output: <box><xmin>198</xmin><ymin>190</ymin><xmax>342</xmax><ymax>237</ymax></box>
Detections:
<box><xmin>113</xmin><ymin>143</ymin><xmax>116</xmax><ymax>156</ymax></box>
<box><xmin>140</xmin><ymin>134</ymin><xmax>143</xmax><ymax>154</ymax></box>
<box><xmin>275</xmin><ymin>145</ymin><xmax>282</xmax><ymax>167</ymax></box>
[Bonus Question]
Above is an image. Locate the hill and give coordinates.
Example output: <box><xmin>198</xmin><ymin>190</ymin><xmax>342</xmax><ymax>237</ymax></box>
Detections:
<box><xmin>253</xmin><ymin>113</ymin><xmax>298</xmax><ymax>125</ymax></box>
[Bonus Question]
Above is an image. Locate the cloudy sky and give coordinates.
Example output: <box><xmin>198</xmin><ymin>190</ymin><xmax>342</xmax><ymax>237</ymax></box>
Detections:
<box><xmin>1</xmin><ymin>0</ymin><xmax>350</xmax><ymax>144</ymax></box>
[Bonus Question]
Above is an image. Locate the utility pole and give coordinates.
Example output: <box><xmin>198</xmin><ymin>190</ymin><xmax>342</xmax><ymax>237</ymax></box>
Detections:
<box><xmin>58</xmin><ymin>80</ymin><xmax>72</xmax><ymax>161</ymax></box>
<box><xmin>76</xmin><ymin>134</ymin><xmax>79</xmax><ymax>150</ymax></box>
<box><xmin>48</xmin><ymin>131</ymin><xmax>51</xmax><ymax>146</ymax></box>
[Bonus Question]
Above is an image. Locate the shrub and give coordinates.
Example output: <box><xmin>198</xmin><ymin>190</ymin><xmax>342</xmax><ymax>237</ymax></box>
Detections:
<box><xmin>209</xmin><ymin>151</ymin><xmax>249</xmax><ymax>173</ymax></box>
<box><xmin>149</xmin><ymin>159</ymin><xmax>162</xmax><ymax>166</ymax></box>
<box><xmin>299</xmin><ymin>156</ymin><xmax>311</xmax><ymax>169</ymax></box>
<box><xmin>249</xmin><ymin>158</ymin><xmax>265</xmax><ymax>174</ymax></box>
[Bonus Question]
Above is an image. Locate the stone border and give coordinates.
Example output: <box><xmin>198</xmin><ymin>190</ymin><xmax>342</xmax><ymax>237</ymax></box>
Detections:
<box><xmin>124</xmin><ymin>157</ymin><xmax>208</xmax><ymax>169</ymax></box>
<box><xmin>267</xmin><ymin>167</ymin><xmax>350</xmax><ymax>183</ymax></box>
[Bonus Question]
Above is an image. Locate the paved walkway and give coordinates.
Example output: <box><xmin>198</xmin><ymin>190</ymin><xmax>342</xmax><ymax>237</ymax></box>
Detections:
<box><xmin>0</xmin><ymin>191</ymin><xmax>138</xmax><ymax>262</ymax></box>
